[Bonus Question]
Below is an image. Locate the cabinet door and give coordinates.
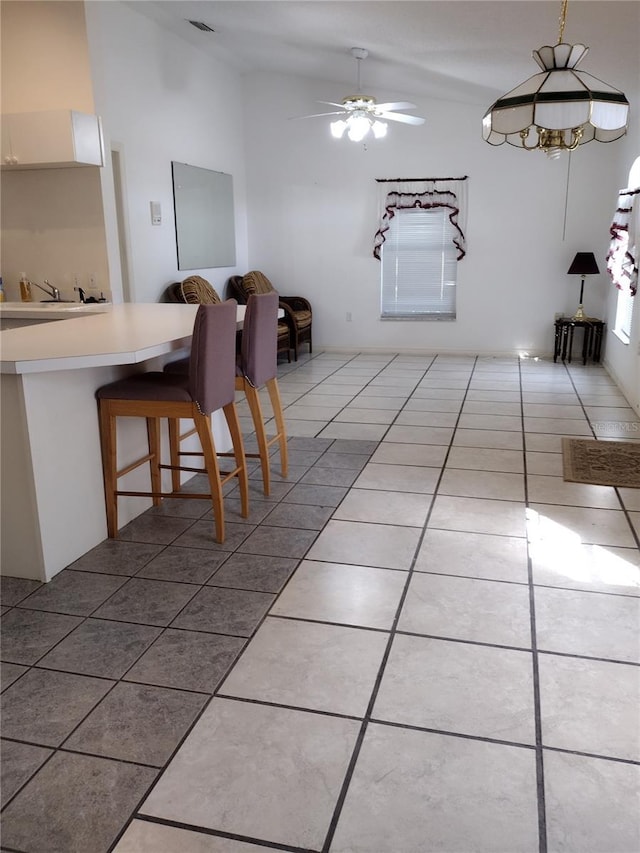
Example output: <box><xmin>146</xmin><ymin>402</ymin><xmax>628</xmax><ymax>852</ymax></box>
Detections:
<box><xmin>1</xmin><ymin>111</ymin><xmax>103</xmax><ymax>168</ymax></box>
<box><xmin>7</xmin><ymin>113</ymin><xmax>67</xmax><ymax>164</ymax></box>
<box><xmin>1</xmin><ymin>118</ymin><xmax>14</xmax><ymax>165</ymax></box>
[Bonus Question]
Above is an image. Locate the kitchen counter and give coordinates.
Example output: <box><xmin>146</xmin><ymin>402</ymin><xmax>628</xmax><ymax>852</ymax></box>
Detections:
<box><xmin>1</xmin><ymin>303</ymin><xmax>199</xmax><ymax>373</ymax></box>
<box><xmin>0</xmin><ymin>301</ymin><xmax>113</xmax><ymax>332</ymax></box>
<box><xmin>0</xmin><ymin>303</ymin><xmax>249</xmax><ymax>372</ymax></box>
<box><xmin>0</xmin><ymin>301</ymin><xmax>112</xmax><ymax>319</ymax></box>
<box><xmin>1</xmin><ymin>302</ymin><xmax>244</xmax><ymax>581</ymax></box>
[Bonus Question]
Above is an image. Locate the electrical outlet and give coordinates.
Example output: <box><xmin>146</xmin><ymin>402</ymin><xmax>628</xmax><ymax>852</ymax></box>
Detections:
<box><xmin>346</xmin><ymin>312</ymin><xmax>352</xmax><ymax>322</ymax></box>
<box><xmin>88</xmin><ymin>273</ymin><xmax>97</xmax><ymax>289</ymax></box>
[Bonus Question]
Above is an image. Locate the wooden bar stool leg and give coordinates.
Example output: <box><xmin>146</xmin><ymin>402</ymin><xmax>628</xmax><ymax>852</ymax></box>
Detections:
<box><xmin>98</xmin><ymin>399</ymin><xmax>119</xmax><ymax>538</ymax></box>
<box><xmin>168</xmin><ymin>417</ymin><xmax>181</xmax><ymax>492</ymax></box>
<box><xmin>244</xmin><ymin>383</ymin><xmax>271</xmax><ymax>496</ymax></box>
<box><xmin>223</xmin><ymin>402</ymin><xmax>249</xmax><ymax>518</ymax></box>
<box><xmin>193</xmin><ymin>410</ymin><xmax>225</xmax><ymax>543</ymax></box>
<box><xmin>147</xmin><ymin>417</ymin><xmax>162</xmax><ymax>506</ymax></box>
<box><xmin>266</xmin><ymin>378</ymin><xmax>288</xmax><ymax>479</ymax></box>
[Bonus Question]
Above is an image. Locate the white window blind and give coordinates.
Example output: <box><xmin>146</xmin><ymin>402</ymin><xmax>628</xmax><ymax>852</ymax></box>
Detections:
<box><xmin>380</xmin><ymin>208</ymin><xmax>457</xmax><ymax>319</ymax></box>
<box><xmin>615</xmin><ymin>286</ymin><xmax>635</xmax><ymax>340</ymax></box>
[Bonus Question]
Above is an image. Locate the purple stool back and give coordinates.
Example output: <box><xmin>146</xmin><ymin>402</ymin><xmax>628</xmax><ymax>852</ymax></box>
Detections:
<box><xmin>238</xmin><ymin>291</ymin><xmax>279</xmax><ymax>388</ymax></box>
<box><xmin>236</xmin><ymin>291</ymin><xmax>288</xmax><ymax>495</ymax></box>
<box><xmin>190</xmin><ymin>300</ymin><xmax>237</xmax><ymax>413</ymax></box>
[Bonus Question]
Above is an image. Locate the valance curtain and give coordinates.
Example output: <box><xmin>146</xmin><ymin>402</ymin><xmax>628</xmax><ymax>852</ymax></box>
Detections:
<box><xmin>373</xmin><ymin>178</ymin><xmax>468</xmax><ymax>261</ymax></box>
<box><xmin>606</xmin><ymin>186</ymin><xmax>639</xmax><ymax>297</ymax></box>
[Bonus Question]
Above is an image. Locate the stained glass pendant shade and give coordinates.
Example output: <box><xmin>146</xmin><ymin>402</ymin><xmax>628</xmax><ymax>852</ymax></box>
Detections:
<box><xmin>482</xmin><ymin>1</ymin><xmax>629</xmax><ymax>159</ymax></box>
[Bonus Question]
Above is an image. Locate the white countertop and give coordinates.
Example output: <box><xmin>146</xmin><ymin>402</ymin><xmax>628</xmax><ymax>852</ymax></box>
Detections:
<box><xmin>0</xmin><ymin>301</ymin><xmax>113</xmax><ymax>320</ymax></box>
<box><xmin>0</xmin><ymin>303</ymin><xmax>207</xmax><ymax>374</ymax></box>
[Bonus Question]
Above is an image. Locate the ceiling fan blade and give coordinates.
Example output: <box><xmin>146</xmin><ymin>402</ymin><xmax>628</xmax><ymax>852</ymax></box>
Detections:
<box><xmin>375</xmin><ymin>101</ymin><xmax>417</xmax><ymax>112</ymax></box>
<box><xmin>378</xmin><ymin>111</ymin><xmax>425</xmax><ymax>126</ymax></box>
<box><xmin>317</xmin><ymin>101</ymin><xmax>347</xmax><ymax>109</ymax></box>
<box><xmin>290</xmin><ymin>111</ymin><xmax>347</xmax><ymax>120</ymax></box>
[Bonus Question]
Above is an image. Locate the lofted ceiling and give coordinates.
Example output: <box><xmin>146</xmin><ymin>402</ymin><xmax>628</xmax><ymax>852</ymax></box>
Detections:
<box><xmin>126</xmin><ymin>1</ymin><xmax>639</xmax><ymax>105</ymax></box>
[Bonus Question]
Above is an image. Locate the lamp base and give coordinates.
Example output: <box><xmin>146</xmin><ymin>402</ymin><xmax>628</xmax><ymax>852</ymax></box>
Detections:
<box><xmin>572</xmin><ymin>304</ymin><xmax>586</xmax><ymax>321</ymax></box>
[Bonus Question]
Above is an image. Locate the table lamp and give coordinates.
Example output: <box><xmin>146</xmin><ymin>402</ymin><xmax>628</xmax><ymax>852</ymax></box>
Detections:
<box><xmin>567</xmin><ymin>252</ymin><xmax>600</xmax><ymax>320</ymax></box>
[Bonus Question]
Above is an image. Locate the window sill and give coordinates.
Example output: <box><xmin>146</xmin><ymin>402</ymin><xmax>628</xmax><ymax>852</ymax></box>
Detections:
<box><xmin>612</xmin><ymin>328</ymin><xmax>631</xmax><ymax>345</ymax></box>
<box><xmin>380</xmin><ymin>315</ymin><xmax>456</xmax><ymax>321</ymax></box>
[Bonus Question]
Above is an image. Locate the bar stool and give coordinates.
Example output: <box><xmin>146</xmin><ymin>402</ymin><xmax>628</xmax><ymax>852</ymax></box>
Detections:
<box><xmin>165</xmin><ymin>291</ymin><xmax>288</xmax><ymax>496</ymax></box>
<box><xmin>236</xmin><ymin>291</ymin><xmax>288</xmax><ymax>495</ymax></box>
<box><xmin>95</xmin><ymin>300</ymin><xmax>248</xmax><ymax>543</ymax></box>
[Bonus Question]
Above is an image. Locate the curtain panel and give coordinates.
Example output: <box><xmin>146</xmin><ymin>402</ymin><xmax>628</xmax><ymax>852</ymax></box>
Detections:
<box><xmin>373</xmin><ymin>178</ymin><xmax>468</xmax><ymax>261</ymax></box>
<box><xmin>606</xmin><ymin>186</ymin><xmax>639</xmax><ymax>297</ymax></box>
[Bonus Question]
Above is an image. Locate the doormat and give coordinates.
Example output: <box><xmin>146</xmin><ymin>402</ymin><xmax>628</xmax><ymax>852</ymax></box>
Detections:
<box><xmin>562</xmin><ymin>438</ymin><xmax>640</xmax><ymax>489</ymax></box>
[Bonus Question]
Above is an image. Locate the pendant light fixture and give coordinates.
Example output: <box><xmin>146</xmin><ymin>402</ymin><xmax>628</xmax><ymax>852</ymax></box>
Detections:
<box><xmin>482</xmin><ymin>0</ymin><xmax>629</xmax><ymax>159</ymax></box>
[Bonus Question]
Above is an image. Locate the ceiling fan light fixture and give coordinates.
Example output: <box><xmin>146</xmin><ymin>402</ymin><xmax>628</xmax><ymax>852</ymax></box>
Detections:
<box><xmin>346</xmin><ymin>113</ymin><xmax>371</xmax><ymax>142</ymax></box>
<box><xmin>482</xmin><ymin>0</ymin><xmax>629</xmax><ymax>157</ymax></box>
<box><xmin>372</xmin><ymin>120</ymin><xmax>388</xmax><ymax>139</ymax></box>
<box><xmin>293</xmin><ymin>47</ymin><xmax>424</xmax><ymax>140</ymax></box>
<box><xmin>300</xmin><ymin>47</ymin><xmax>424</xmax><ymax>142</ymax></box>
<box><xmin>330</xmin><ymin>120</ymin><xmax>347</xmax><ymax>139</ymax></box>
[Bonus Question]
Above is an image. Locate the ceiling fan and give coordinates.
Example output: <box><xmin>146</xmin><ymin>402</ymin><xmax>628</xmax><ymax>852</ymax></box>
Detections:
<box><xmin>295</xmin><ymin>47</ymin><xmax>425</xmax><ymax>141</ymax></box>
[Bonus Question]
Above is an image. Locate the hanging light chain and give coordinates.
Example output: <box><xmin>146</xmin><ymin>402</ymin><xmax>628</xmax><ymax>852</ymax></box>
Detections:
<box><xmin>557</xmin><ymin>0</ymin><xmax>569</xmax><ymax>44</ymax></box>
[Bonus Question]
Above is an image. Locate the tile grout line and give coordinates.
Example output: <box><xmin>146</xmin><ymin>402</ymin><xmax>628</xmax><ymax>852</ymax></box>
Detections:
<box><xmin>107</xmin><ymin>351</ymin><xmax>394</xmax><ymax>851</ymax></box>
<box><xmin>320</xmin><ymin>353</ymin><xmax>481</xmax><ymax>853</ymax></box>
<box><xmin>520</xmin><ymin>355</ymin><xmax>548</xmax><ymax>853</ymax></box>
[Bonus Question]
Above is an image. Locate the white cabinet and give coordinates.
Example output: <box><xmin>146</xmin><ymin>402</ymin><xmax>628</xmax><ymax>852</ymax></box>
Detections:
<box><xmin>1</xmin><ymin>110</ymin><xmax>104</xmax><ymax>169</ymax></box>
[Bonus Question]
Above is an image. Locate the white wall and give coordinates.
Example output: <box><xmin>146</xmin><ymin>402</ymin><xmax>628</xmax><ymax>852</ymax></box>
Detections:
<box><xmin>243</xmin><ymin>69</ymin><xmax>636</xmax><ymax>356</ymax></box>
<box><xmin>84</xmin><ymin>1</ymin><xmax>249</xmax><ymax>304</ymax></box>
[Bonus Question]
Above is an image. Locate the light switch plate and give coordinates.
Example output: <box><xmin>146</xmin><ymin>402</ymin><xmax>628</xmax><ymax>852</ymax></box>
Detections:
<box><xmin>150</xmin><ymin>201</ymin><xmax>161</xmax><ymax>225</ymax></box>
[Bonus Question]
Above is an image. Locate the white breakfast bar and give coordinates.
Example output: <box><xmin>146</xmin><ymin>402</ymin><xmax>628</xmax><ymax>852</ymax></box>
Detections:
<box><xmin>0</xmin><ymin>302</ymin><xmax>242</xmax><ymax>582</ymax></box>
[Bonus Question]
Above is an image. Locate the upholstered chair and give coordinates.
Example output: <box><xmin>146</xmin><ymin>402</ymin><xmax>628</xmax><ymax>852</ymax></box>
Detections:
<box><xmin>161</xmin><ymin>276</ymin><xmax>221</xmax><ymax>304</ymax></box>
<box><xmin>168</xmin><ymin>274</ymin><xmax>291</xmax><ymax>362</ymax></box>
<box><xmin>179</xmin><ymin>275</ymin><xmax>222</xmax><ymax>304</ymax></box>
<box><xmin>96</xmin><ymin>300</ymin><xmax>248</xmax><ymax>544</ymax></box>
<box><xmin>227</xmin><ymin>270</ymin><xmax>311</xmax><ymax>360</ymax></box>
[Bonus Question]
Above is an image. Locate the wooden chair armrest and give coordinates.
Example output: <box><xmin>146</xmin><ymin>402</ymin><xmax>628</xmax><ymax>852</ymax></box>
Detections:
<box><xmin>277</xmin><ymin>301</ymin><xmax>299</xmax><ymax>332</ymax></box>
<box><xmin>279</xmin><ymin>295</ymin><xmax>312</xmax><ymax>313</ymax></box>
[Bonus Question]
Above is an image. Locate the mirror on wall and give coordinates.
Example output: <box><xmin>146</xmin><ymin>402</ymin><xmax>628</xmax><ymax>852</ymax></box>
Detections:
<box><xmin>171</xmin><ymin>162</ymin><xmax>236</xmax><ymax>270</ymax></box>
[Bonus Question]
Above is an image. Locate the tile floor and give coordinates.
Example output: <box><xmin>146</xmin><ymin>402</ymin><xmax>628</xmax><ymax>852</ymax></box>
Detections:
<box><xmin>1</xmin><ymin>351</ymin><xmax>639</xmax><ymax>853</ymax></box>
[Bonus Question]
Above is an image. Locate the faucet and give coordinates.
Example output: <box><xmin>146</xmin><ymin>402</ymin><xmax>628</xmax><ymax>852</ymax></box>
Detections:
<box><xmin>31</xmin><ymin>279</ymin><xmax>61</xmax><ymax>301</ymax></box>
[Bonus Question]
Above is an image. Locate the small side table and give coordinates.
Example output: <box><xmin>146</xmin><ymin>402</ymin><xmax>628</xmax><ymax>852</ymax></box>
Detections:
<box><xmin>553</xmin><ymin>317</ymin><xmax>605</xmax><ymax>365</ymax></box>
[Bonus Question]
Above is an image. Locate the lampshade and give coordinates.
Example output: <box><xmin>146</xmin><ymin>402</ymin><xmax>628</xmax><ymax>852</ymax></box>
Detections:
<box><xmin>567</xmin><ymin>252</ymin><xmax>600</xmax><ymax>276</ymax></box>
<box><xmin>567</xmin><ymin>251</ymin><xmax>599</xmax><ymax>320</ymax></box>
<box><xmin>483</xmin><ymin>2</ymin><xmax>629</xmax><ymax>158</ymax></box>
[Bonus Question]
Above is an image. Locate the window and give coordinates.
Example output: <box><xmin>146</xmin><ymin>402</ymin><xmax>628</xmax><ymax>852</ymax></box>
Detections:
<box><xmin>607</xmin><ymin>156</ymin><xmax>639</xmax><ymax>343</ymax></box>
<box><xmin>380</xmin><ymin>208</ymin><xmax>458</xmax><ymax>319</ymax></box>
<box><xmin>373</xmin><ymin>177</ymin><xmax>467</xmax><ymax>320</ymax></box>
<box><xmin>614</xmin><ymin>286</ymin><xmax>634</xmax><ymax>341</ymax></box>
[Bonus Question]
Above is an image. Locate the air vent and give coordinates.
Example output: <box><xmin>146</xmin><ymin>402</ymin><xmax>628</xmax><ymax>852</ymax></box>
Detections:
<box><xmin>188</xmin><ymin>20</ymin><xmax>215</xmax><ymax>32</ymax></box>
